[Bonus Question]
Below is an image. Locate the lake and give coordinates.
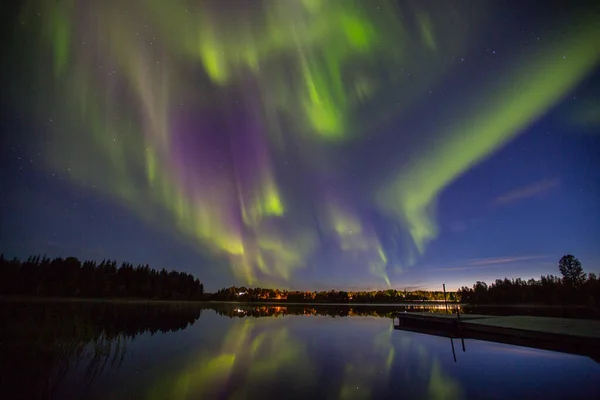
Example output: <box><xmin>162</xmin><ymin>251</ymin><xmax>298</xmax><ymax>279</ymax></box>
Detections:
<box><xmin>1</xmin><ymin>300</ymin><xmax>599</xmax><ymax>399</ymax></box>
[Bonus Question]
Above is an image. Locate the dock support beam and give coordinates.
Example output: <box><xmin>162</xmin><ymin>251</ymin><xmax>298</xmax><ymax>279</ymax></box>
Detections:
<box><xmin>450</xmin><ymin>338</ymin><xmax>457</xmax><ymax>362</ymax></box>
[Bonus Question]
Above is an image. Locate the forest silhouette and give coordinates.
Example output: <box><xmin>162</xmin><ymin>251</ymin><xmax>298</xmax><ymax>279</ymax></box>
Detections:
<box><xmin>458</xmin><ymin>255</ymin><xmax>599</xmax><ymax>306</ymax></box>
<box><xmin>0</xmin><ymin>254</ymin><xmax>204</xmax><ymax>300</ymax></box>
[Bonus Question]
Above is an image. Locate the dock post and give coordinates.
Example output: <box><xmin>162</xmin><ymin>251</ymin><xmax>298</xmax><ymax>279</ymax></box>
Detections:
<box><xmin>443</xmin><ymin>284</ymin><xmax>449</xmax><ymax>314</ymax></box>
<box><xmin>450</xmin><ymin>338</ymin><xmax>457</xmax><ymax>362</ymax></box>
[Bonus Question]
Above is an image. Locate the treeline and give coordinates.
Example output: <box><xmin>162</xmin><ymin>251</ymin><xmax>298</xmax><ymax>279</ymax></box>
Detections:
<box><xmin>0</xmin><ymin>254</ymin><xmax>204</xmax><ymax>300</ymax></box>
<box><xmin>207</xmin><ymin>286</ymin><xmax>458</xmax><ymax>303</ymax></box>
<box><xmin>458</xmin><ymin>255</ymin><xmax>600</xmax><ymax>305</ymax></box>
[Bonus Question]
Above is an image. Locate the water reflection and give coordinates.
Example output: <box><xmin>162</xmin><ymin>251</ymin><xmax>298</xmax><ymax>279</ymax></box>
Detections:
<box><xmin>1</xmin><ymin>301</ymin><xmax>599</xmax><ymax>399</ymax></box>
<box><xmin>148</xmin><ymin>318</ymin><xmax>315</xmax><ymax>399</ymax></box>
<box><xmin>147</xmin><ymin>304</ymin><xmax>464</xmax><ymax>400</ymax></box>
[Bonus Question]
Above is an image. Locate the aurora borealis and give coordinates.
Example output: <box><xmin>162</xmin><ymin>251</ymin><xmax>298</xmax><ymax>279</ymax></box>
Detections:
<box><xmin>1</xmin><ymin>0</ymin><xmax>600</xmax><ymax>290</ymax></box>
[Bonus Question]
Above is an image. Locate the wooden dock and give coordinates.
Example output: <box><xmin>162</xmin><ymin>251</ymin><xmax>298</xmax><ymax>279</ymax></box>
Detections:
<box><xmin>394</xmin><ymin>312</ymin><xmax>600</xmax><ymax>362</ymax></box>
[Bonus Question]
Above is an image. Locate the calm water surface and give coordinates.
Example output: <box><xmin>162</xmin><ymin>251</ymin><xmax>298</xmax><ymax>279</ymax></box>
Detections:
<box><xmin>1</xmin><ymin>301</ymin><xmax>599</xmax><ymax>399</ymax></box>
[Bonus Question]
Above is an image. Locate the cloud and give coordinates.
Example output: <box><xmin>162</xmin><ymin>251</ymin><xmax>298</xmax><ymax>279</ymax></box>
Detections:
<box><xmin>399</xmin><ymin>285</ymin><xmax>427</xmax><ymax>291</ymax></box>
<box><xmin>431</xmin><ymin>254</ymin><xmax>549</xmax><ymax>271</ymax></box>
<box><xmin>493</xmin><ymin>178</ymin><xmax>560</xmax><ymax>205</ymax></box>
<box><xmin>468</xmin><ymin>255</ymin><xmax>547</xmax><ymax>266</ymax></box>
<box><xmin>432</xmin><ymin>265</ymin><xmax>506</xmax><ymax>272</ymax></box>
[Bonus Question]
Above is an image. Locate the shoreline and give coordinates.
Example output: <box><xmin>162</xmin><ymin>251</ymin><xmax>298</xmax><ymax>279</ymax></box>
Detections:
<box><xmin>0</xmin><ymin>296</ymin><xmax>457</xmax><ymax>306</ymax></box>
<box><xmin>0</xmin><ymin>296</ymin><xmax>593</xmax><ymax>309</ymax></box>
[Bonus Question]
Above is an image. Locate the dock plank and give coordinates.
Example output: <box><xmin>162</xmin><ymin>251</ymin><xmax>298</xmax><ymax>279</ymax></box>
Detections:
<box><xmin>462</xmin><ymin>315</ymin><xmax>600</xmax><ymax>340</ymax></box>
<box><xmin>396</xmin><ymin>312</ymin><xmax>489</xmax><ymax>320</ymax></box>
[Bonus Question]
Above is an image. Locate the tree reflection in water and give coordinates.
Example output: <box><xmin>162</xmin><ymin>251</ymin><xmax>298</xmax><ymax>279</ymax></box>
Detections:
<box><xmin>0</xmin><ymin>300</ymin><xmax>202</xmax><ymax>399</ymax></box>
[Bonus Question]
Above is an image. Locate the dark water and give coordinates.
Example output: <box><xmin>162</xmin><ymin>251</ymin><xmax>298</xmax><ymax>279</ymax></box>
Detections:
<box><xmin>1</xmin><ymin>301</ymin><xmax>599</xmax><ymax>399</ymax></box>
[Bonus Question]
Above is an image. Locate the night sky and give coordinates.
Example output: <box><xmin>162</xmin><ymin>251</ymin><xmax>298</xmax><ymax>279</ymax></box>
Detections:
<box><xmin>1</xmin><ymin>0</ymin><xmax>599</xmax><ymax>291</ymax></box>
